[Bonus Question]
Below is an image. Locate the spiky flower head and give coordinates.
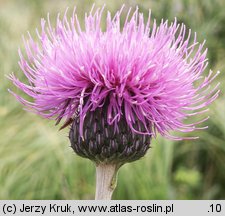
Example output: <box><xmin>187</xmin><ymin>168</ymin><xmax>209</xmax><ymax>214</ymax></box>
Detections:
<box><xmin>9</xmin><ymin>6</ymin><xmax>219</xmax><ymax>164</ymax></box>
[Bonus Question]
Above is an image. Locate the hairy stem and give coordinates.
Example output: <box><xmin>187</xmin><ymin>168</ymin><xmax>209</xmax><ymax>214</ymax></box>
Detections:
<box><xmin>95</xmin><ymin>163</ymin><xmax>119</xmax><ymax>200</ymax></box>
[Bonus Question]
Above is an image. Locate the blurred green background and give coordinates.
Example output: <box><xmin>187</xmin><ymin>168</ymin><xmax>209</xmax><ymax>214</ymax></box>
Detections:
<box><xmin>0</xmin><ymin>0</ymin><xmax>225</xmax><ymax>199</ymax></box>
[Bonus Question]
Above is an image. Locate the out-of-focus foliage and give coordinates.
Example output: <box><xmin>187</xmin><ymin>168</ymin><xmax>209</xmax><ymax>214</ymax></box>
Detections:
<box><xmin>0</xmin><ymin>0</ymin><xmax>224</xmax><ymax>199</ymax></box>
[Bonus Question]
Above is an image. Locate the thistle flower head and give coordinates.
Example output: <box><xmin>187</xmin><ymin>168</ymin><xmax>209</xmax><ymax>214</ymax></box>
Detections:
<box><xmin>9</xmin><ymin>6</ymin><xmax>219</xmax><ymax>163</ymax></box>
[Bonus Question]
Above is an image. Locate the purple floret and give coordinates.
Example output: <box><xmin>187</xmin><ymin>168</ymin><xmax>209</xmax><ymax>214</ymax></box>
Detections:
<box><xmin>9</xmin><ymin>6</ymin><xmax>220</xmax><ymax>140</ymax></box>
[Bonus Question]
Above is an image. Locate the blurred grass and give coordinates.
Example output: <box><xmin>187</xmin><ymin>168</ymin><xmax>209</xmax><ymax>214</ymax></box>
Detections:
<box><xmin>0</xmin><ymin>0</ymin><xmax>224</xmax><ymax>199</ymax></box>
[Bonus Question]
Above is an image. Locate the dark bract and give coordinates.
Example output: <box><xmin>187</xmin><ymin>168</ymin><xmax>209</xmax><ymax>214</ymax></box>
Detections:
<box><xmin>69</xmin><ymin>104</ymin><xmax>151</xmax><ymax>163</ymax></box>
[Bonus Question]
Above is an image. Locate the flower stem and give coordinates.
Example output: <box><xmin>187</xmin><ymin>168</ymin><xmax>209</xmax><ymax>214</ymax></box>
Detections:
<box><xmin>95</xmin><ymin>163</ymin><xmax>119</xmax><ymax>200</ymax></box>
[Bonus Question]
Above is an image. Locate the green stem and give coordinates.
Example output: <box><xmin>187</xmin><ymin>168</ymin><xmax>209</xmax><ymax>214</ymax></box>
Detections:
<box><xmin>95</xmin><ymin>163</ymin><xmax>119</xmax><ymax>200</ymax></box>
